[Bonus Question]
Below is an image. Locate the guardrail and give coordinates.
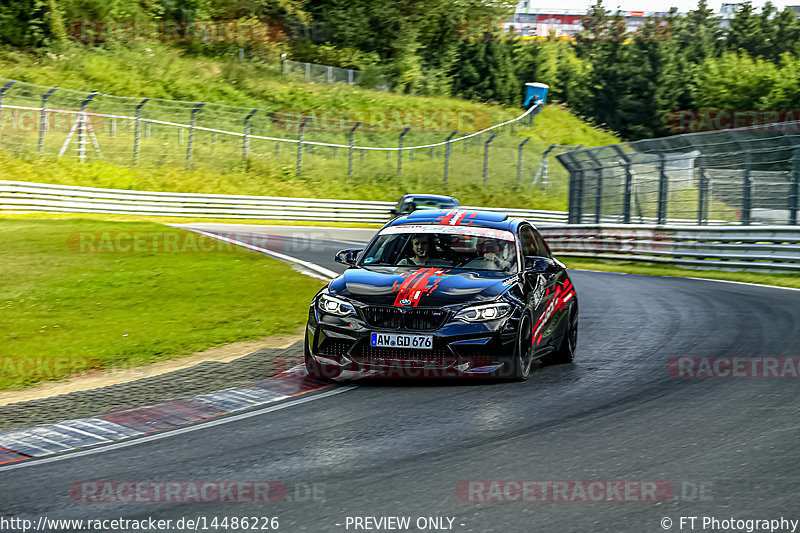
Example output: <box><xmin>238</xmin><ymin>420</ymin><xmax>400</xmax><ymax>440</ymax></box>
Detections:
<box><xmin>0</xmin><ymin>180</ymin><xmax>569</xmax><ymax>224</ymax></box>
<box><xmin>4</xmin><ymin>180</ymin><xmax>798</xmax><ymax>271</ymax></box>
<box><xmin>538</xmin><ymin>224</ymin><xmax>800</xmax><ymax>272</ymax></box>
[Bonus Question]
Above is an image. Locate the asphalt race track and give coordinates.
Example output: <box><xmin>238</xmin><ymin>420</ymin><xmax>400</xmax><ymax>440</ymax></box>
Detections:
<box><xmin>2</xmin><ymin>224</ymin><xmax>800</xmax><ymax>533</ymax></box>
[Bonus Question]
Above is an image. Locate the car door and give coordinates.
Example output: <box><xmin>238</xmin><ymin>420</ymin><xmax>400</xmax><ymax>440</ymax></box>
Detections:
<box><xmin>519</xmin><ymin>224</ymin><xmax>563</xmax><ymax>351</ymax></box>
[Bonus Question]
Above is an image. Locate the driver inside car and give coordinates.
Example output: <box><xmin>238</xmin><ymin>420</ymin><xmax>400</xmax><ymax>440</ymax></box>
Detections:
<box><xmin>398</xmin><ymin>234</ymin><xmax>449</xmax><ymax>266</ymax></box>
<box><xmin>465</xmin><ymin>237</ymin><xmax>515</xmax><ymax>271</ymax></box>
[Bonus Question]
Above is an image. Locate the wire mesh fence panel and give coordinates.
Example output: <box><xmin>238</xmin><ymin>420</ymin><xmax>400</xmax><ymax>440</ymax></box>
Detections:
<box><xmin>0</xmin><ymin>77</ymin><xmax>578</xmax><ymax>209</ymax></box>
<box><xmin>280</xmin><ymin>59</ymin><xmax>387</xmax><ymax>90</ymax></box>
<box><xmin>558</xmin><ymin>121</ymin><xmax>800</xmax><ymax>225</ymax></box>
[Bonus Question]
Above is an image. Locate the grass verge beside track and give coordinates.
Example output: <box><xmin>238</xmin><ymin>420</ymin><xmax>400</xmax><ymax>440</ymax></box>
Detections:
<box><xmin>0</xmin><ymin>218</ymin><xmax>324</xmax><ymax>391</ymax></box>
<box><xmin>561</xmin><ymin>257</ymin><xmax>800</xmax><ymax>290</ymax></box>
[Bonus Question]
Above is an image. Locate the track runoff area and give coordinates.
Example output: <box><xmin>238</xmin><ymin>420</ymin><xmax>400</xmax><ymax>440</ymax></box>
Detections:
<box><xmin>1</xmin><ymin>222</ymin><xmax>799</xmax><ymax>533</ymax></box>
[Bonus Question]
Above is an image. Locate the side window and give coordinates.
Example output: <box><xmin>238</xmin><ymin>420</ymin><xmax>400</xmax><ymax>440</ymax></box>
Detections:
<box><xmin>532</xmin><ymin>228</ymin><xmax>551</xmax><ymax>258</ymax></box>
<box><xmin>519</xmin><ymin>225</ymin><xmax>549</xmax><ymax>257</ymax></box>
<box><xmin>519</xmin><ymin>226</ymin><xmax>537</xmax><ymax>256</ymax></box>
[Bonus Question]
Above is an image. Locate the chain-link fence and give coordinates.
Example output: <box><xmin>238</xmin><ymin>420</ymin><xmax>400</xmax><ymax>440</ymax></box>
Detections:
<box><xmin>0</xmin><ymin>78</ymin><xmax>582</xmax><ymax>197</ymax></box>
<box><xmin>557</xmin><ymin>123</ymin><xmax>800</xmax><ymax>225</ymax></box>
<box><xmin>281</xmin><ymin>59</ymin><xmax>391</xmax><ymax>92</ymax></box>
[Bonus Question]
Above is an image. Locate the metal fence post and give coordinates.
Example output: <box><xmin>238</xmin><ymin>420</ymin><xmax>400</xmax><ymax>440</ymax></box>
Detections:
<box><xmin>133</xmin><ymin>97</ymin><xmax>150</xmax><ymax>166</ymax></box>
<box><xmin>78</xmin><ymin>91</ymin><xmax>99</xmax><ymax>162</ymax></box>
<box><xmin>305</xmin><ymin>62</ymin><xmax>311</xmax><ymax>82</ymax></box>
<box><xmin>327</xmin><ymin>66</ymin><xmax>333</xmax><ymax>84</ymax></box>
<box><xmin>243</xmin><ymin>108</ymin><xmax>258</xmax><ymax>163</ymax></box>
<box><xmin>517</xmin><ymin>137</ymin><xmax>532</xmax><ymax>183</ymax></box>
<box><xmin>697</xmin><ymin>159</ymin><xmax>708</xmax><ymax>225</ymax></box>
<box><xmin>0</xmin><ymin>80</ymin><xmax>17</xmax><ymax>150</ymax></box>
<box><xmin>742</xmin><ymin>149</ymin><xmax>752</xmax><ymax>225</ymax></box>
<box><xmin>348</xmin><ymin>70</ymin><xmax>353</xmax><ymax>85</ymax></box>
<box><xmin>39</xmin><ymin>86</ymin><xmax>58</xmax><ymax>152</ymax></box>
<box><xmin>560</xmin><ymin>152</ymin><xmax>579</xmax><ymax>224</ymax></box>
<box><xmin>185</xmin><ymin>102</ymin><xmax>205</xmax><ymax>171</ymax></box>
<box><xmin>483</xmin><ymin>133</ymin><xmax>498</xmax><ymax>183</ymax></box>
<box><xmin>296</xmin><ymin>117</ymin><xmax>310</xmax><ymax>176</ymax></box>
<box><xmin>612</xmin><ymin>145</ymin><xmax>633</xmax><ymax>223</ymax></box>
<box><xmin>575</xmin><ymin>169</ymin><xmax>585</xmax><ymax>223</ymax></box>
<box><xmin>657</xmin><ymin>153</ymin><xmax>668</xmax><ymax>225</ymax></box>
<box><xmin>444</xmin><ymin>131</ymin><xmax>457</xmax><ymax>183</ymax></box>
<box><xmin>567</xmin><ymin>169</ymin><xmax>577</xmax><ymax>223</ymax></box>
<box><xmin>398</xmin><ymin>126</ymin><xmax>411</xmax><ymax>176</ymax></box>
<box><xmin>791</xmin><ymin>146</ymin><xmax>800</xmax><ymax>226</ymax></box>
<box><xmin>349</xmin><ymin>121</ymin><xmax>362</xmax><ymax>183</ymax></box>
<box><xmin>586</xmin><ymin>152</ymin><xmax>603</xmax><ymax>224</ymax></box>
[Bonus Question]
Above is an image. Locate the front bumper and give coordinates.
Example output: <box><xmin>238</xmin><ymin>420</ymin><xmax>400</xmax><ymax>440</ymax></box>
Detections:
<box><xmin>306</xmin><ymin>305</ymin><xmax>519</xmax><ymax>378</ymax></box>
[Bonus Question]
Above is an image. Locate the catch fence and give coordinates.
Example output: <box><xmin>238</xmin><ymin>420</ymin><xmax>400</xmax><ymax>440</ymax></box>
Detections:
<box><xmin>557</xmin><ymin>122</ymin><xmax>800</xmax><ymax>226</ymax></box>
<box><xmin>0</xmin><ymin>78</ymin><xmax>577</xmax><ymax>196</ymax></box>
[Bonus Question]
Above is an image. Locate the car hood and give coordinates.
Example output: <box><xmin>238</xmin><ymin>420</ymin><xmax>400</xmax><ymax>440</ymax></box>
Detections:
<box><xmin>328</xmin><ymin>266</ymin><xmax>516</xmax><ymax>308</ymax></box>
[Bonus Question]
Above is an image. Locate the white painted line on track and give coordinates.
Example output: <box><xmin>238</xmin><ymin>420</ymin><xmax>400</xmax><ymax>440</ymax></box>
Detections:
<box><xmin>185</xmin><ymin>228</ymin><xmax>338</xmax><ymax>280</ymax></box>
<box><xmin>0</xmin><ymin>385</ymin><xmax>357</xmax><ymax>472</ymax></box>
<box><xmin>179</xmin><ymin>223</ymin><xmax>379</xmax><ymax>232</ymax></box>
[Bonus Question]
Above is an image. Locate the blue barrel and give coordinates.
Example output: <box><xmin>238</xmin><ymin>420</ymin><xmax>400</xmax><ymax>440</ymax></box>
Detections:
<box><xmin>524</xmin><ymin>83</ymin><xmax>549</xmax><ymax>107</ymax></box>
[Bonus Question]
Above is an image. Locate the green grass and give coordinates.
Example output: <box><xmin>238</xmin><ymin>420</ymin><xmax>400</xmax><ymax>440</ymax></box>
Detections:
<box><xmin>0</xmin><ymin>43</ymin><xmax>520</xmax><ymax>125</ymax></box>
<box><xmin>0</xmin><ymin>218</ymin><xmax>324</xmax><ymax>390</ymax></box>
<box><xmin>0</xmin><ymin>149</ymin><xmax>572</xmax><ymax>210</ymax></box>
<box><xmin>0</xmin><ymin>43</ymin><xmax>619</xmax><ymax>211</ymax></box>
<box><xmin>561</xmin><ymin>256</ymin><xmax>800</xmax><ymax>290</ymax></box>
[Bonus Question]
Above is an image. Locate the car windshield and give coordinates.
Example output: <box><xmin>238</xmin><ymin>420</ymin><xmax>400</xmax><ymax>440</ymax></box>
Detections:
<box><xmin>412</xmin><ymin>198</ymin><xmax>456</xmax><ymax>209</ymax></box>
<box><xmin>360</xmin><ymin>225</ymin><xmax>517</xmax><ymax>272</ymax></box>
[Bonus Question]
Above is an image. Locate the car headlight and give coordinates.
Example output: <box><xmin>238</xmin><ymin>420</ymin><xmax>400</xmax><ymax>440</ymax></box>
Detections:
<box><xmin>318</xmin><ymin>294</ymin><xmax>356</xmax><ymax>317</ymax></box>
<box><xmin>454</xmin><ymin>303</ymin><xmax>512</xmax><ymax>322</ymax></box>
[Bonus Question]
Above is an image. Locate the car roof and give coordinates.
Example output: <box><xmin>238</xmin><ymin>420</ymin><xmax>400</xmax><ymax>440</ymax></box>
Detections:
<box><xmin>401</xmin><ymin>194</ymin><xmax>458</xmax><ymax>202</ymax></box>
<box><xmin>387</xmin><ymin>208</ymin><xmax>525</xmax><ymax>231</ymax></box>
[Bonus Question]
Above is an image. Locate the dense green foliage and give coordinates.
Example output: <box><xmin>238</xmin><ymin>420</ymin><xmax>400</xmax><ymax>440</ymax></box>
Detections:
<box><xmin>527</xmin><ymin>0</ymin><xmax>800</xmax><ymax>139</ymax></box>
<box><xmin>3</xmin><ymin>0</ymin><xmax>799</xmax><ymax>139</ymax></box>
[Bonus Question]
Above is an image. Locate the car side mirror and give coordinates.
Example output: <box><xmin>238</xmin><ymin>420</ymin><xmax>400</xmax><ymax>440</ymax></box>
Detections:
<box><xmin>524</xmin><ymin>256</ymin><xmax>555</xmax><ymax>273</ymax></box>
<box><xmin>390</xmin><ymin>208</ymin><xmax>398</xmax><ymax>216</ymax></box>
<box><xmin>335</xmin><ymin>248</ymin><xmax>363</xmax><ymax>266</ymax></box>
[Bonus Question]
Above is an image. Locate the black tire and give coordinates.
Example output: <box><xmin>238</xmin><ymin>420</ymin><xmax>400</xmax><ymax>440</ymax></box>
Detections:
<box><xmin>510</xmin><ymin>313</ymin><xmax>534</xmax><ymax>381</ymax></box>
<box><xmin>304</xmin><ymin>351</ymin><xmax>342</xmax><ymax>380</ymax></box>
<box><xmin>551</xmin><ymin>305</ymin><xmax>578</xmax><ymax>365</ymax></box>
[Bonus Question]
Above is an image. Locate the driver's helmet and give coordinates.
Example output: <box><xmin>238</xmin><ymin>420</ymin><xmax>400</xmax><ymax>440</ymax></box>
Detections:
<box><xmin>476</xmin><ymin>236</ymin><xmax>501</xmax><ymax>255</ymax></box>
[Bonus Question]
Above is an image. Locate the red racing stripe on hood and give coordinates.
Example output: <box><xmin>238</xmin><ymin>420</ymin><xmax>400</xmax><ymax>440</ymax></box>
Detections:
<box><xmin>392</xmin><ymin>267</ymin><xmax>448</xmax><ymax>307</ymax></box>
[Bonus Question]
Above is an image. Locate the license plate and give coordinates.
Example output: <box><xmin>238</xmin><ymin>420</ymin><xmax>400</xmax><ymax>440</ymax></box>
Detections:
<box><xmin>370</xmin><ymin>332</ymin><xmax>433</xmax><ymax>350</ymax></box>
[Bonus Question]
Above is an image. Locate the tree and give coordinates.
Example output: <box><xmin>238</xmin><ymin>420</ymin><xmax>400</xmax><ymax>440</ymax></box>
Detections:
<box><xmin>771</xmin><ymin>7</ymin><xmax>800</xmax><ymax>63</ymax></box>
<box><xmin>725</xmin><ymin>1</ymin><xmax>769</xmax><ymax>58</ymax></box>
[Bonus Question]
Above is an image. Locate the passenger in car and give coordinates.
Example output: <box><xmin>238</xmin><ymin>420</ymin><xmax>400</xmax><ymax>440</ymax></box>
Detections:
<box><xmin>398</xmin><ymin>234</ymin><xmax>449</xmax><ymax>266</ymax></box>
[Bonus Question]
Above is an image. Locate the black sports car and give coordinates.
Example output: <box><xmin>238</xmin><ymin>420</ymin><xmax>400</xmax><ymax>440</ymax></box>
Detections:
<box><xmin>304</xmin><ymin>209</ymin><xmax>578</xmax><ymax>380</ymax></box>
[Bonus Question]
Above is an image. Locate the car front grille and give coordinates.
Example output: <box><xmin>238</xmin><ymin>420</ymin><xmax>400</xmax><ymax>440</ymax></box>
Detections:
<box><xmin>361</xmin><ymin>307</ymin><xmax>403</xmax><ymax>329</ymax></box>
<box><xmin>361</xmin><ymin>307</ymin><xmax>449</xmax><ymax>331</ymax></box>
<box><xmin>351</xmin><ymin>345</ymin><xmax>456</xmax><ymax>368</ymax></box>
